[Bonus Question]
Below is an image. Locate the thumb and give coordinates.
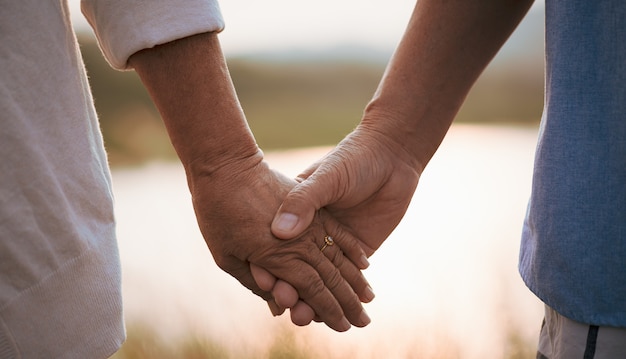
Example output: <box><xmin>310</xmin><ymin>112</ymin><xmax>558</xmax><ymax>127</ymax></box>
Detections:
<box><xmin>271</xmin><ymin>175</ymin><xmax>332</xmax><ymax>239</ymax></box>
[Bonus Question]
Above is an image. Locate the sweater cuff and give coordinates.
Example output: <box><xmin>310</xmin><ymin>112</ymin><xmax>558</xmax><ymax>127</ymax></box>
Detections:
<box><xmin>81</xmin><ymin>0</ymin><xmax>225</xmax><ymax>70</ymax></box>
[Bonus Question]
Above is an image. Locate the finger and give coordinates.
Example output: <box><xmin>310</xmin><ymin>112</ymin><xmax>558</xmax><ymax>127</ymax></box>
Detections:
<box><xmin>251</xmin><ymin>264</ymin><xmax>296</xmax><ymax>317</ymax></box>
<box><xmin>272</xmin><ymin>279</ymin><xmax>299</xmax><ymax>308</ymax></box>
<box><xmin>271</xmin><ymin>171</ymin><xmax>338</xmax><ymax>240</ymax></box>
<box><xmin>315</xmin><ymin>240</ymin><xmax>373</xmax><ymax>328</ymax></box>
<box><xmin>251</xmin><ymin>263</ymin><xmax>305</xmax><ymax>310</ymax></box>
<box><xmin>290</xmin><ymin>300</ymin><xmax>315</xmax><ymax>326</ymax></box>
<box><xmin>322</xmin><ymin>212</ymin><xmax>370</xmax><ymax>269</ymax></box>
<box><xmin>250</xmin><ymin>263</ymin><xmax>276</xmax><ymax>292</ymax></box>
<box><xmin>264</xmin><ymin>218</ymin><xmax>369</xmax><ymax>330</ymax></box>
<box><xmin>318</xmin><ymin>211</ymin><xmax>374</xmax><ymax>305</ymax></box>
<box><xmin>320</xmin><ymin>237</ymin><xmax>374</xmax><ymax>306</ymax></box>
<box><xmin>231</xmin><ymin>260</ymin><xmax>293</xmax><ymax>317</ymax></box>
<box><xmin>284</xmin><ymin>217</ymin><xmax>371</xmax><ymax>328</ymax></box>
<box><xmin>273</xmin><ymin>258</ymin><xmax>352</xmax><ymax>332</ymax></box>
<box><xmin>218</xmin><ymin>256</ymin><xmax>273</xmax><ymax>302</ymax></box>
<box><xmin>267</xmin><ymin>298</ymin><xmax>286</xmax><ymax>317</ymax></box>
<box><xmin>255</xmin><ymin>237</ymin><xmax>370</xmax><ymax>324</ymax></box>
<box><xmin>309</xmin><ymin>223</ymin><xmax>373</xmax><ymax>326</ymax></box>
<box><xmin>269</xmin><ymin>244</ymin><xmax>372</xmax><ymax>324</ymax></box>
<box><xmin>298</xmin><ymin>253</ymin><xmax>369</xmax><ymax>330</ymax></box>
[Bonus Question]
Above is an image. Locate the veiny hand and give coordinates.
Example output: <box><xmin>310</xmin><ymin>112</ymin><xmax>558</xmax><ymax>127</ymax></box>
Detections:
<box><xmin>186</xmin><ymin>151</ymin><xmax>372</xmax><ymax>331</ymax></box>
<box><xmin>257</xmin><ymin>123</ymin><xmax>421</xmax><ymax>324</ymax></box>
<box><xmin>272</xmin><ymin>124</ymin><xmax>421</xmax><ymax>253</ymax></box>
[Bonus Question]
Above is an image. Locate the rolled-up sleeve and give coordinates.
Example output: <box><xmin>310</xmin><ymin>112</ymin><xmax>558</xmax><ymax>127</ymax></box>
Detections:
<box><xmin>81</xmin><ymin>0</ymin><xmax>225</xmax><ymax>70</ymax></box>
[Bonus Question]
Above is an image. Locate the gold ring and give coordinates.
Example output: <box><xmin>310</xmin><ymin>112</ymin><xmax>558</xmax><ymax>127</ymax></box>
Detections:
<box><xmin>320</xmin><ymin>235</ymin><xmax>334</xmax><ymax>252</ymax></box>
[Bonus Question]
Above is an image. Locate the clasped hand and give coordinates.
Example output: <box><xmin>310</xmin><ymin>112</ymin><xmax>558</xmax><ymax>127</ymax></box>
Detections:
<box><xmin>187</xmin><ymin>150</ymin><xmax>373</xmax><ymax>331</ymax></box>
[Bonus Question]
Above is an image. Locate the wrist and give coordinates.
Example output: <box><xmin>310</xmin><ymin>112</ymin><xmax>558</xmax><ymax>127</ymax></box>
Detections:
<box><xmin>185</xmin><ymin>147</ymin><xmax>265</xmax><ymax>192</ymax></box>
<box><xmin>359</xmin><ymin>99</ymin><xmax>427</xmax><ymax>174</ymax></box>
<box><xmin>360</xmin><ymin>84</ymin><xmax>458</xmax><ymax>174</ymax></box>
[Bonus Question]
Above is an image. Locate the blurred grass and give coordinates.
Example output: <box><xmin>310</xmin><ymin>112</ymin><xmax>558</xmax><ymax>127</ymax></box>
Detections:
<box><xmin>110</xmin><ymin>325</ymin><xmax>316</xmax><ymax>359</ymax></box>
<box><xmin>79</xmin><ymin>33</ymin><xmax>542</xmax><ymax>167</ymax></box>
<box><xmin>110</xmin><ymin>324</ymin><xmax>536</xmax><ymax>359</ymax></box>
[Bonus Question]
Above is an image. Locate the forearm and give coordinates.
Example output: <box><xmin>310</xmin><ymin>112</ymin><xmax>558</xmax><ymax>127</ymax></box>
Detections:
<box><xmin>128</xmin><ymin>32</ymin><xmax>260</xmax><ymax>175</ymax></box>
<box><xmin>363</xmin><ymin>0</ymin><xmax>535</xmax><ymax>171</ymax></box>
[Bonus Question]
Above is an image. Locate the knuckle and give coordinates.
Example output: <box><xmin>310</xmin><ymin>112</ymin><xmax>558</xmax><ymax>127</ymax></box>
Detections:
<box><xmin>303</xmin><ymin>281</ymin><xmax>342</xmax><ymax>312</ymax></box>
<box><xmin>298</xmin><ymin>276</ymin><xmax>326</xmax><ymax>300</ymax></box>
<box><xmin>328</xmin><ymin>247</ymin><xmax>345</xmax><ymax>267</ymax></box>
<box><xmin>324</xmin><ymin>268</ymin><xmax>346</xmax><ymax>293</ymax></box>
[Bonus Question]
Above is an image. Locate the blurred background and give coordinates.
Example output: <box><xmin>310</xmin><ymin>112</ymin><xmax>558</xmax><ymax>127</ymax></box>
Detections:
<box><xmin>70</xmin><ymin>1</ymin><xmax>546</xmax><ymax>358</ymax></box>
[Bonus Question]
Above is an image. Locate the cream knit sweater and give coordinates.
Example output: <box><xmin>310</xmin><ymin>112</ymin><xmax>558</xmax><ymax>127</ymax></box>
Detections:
<box><xmin>0</xmin><ymin>1</ymin><xmax>223</xmax><ymax>357</ymax></box>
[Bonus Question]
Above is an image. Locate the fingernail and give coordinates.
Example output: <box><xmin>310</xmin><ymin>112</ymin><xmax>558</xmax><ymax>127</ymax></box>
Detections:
<box><xmin>274</xmin><ymin>213</ymin><xmax>298</xmax><ymax>232</ymax></box>
<box><xmin>364</xmin><ymin>286</ymin><xmax>375</xmax><ymax>302</ymax></box>
<box><xmin>360</xmin><ymin>310</ymin><xmax>371</xmax><ymax>326</ymax></box>
<box><xmin>360</xmin><ymin>255</ymin><xmax>370</xmax><ymax>269</ymax></box>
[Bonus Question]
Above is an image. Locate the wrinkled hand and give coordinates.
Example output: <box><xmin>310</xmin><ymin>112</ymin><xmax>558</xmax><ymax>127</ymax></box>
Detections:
<box><xmin>257</xmin><ymin>124</ymin><xmax>421</xmax><ymax>324</ymax></box>
<box><xmin>186</xmin><ymin>151</ymin><xmax>372</xmax><ymax>331</ymax></box>
<box><xmin>127</xmin><ymin>31</ymin><xmax>373</xmax><ymax>331</ymax></box>
<box><xmin>272</xmin><ymin>124</ymin><xmax>421</xmax><ymax>253</ymax></box>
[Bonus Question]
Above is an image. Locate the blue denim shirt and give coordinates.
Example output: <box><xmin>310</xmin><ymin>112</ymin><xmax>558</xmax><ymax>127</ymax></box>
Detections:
<box><xmin>519</xmin><ymin>0</ymin><xmax>626</xmax><ymax>327</ymax></box>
